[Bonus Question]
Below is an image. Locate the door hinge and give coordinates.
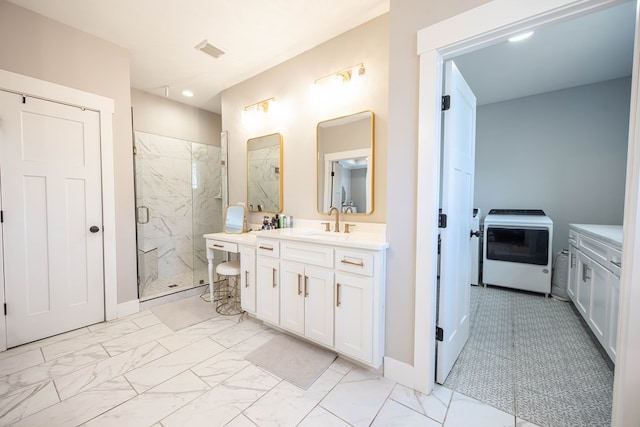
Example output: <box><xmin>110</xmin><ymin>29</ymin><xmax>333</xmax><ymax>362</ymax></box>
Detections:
<box><xmin>0</xmin><ymin>210</ymin><xmax>3</xmax><ymax>223</ymax></box>
<box><xmin>441</xmin><ymin>95</ymin><xmax>451</xmax><ymax>111</ymax></box>
<box><xmin>331</xmin><ymin>171</ymin><xmax>335</xmax><ymax>177</ymax></box>
<box><xmin>133</xmin><ymin>146</ymin><xmax>137</xmax><ymax>155</ymax></box>
<box><xmin>436</xmin><ymin>326</ymin><xmax>443</xmax><ymax>341</ymax></box>
<box><xmin>438</xmin><ymin>213</ymin><xmax>447</xmax><ymax>228</ymax></box>
<box><xmin>3</xmin><ymin>304</ymin><xmax>6</xmax><ymax>316</ymax></box>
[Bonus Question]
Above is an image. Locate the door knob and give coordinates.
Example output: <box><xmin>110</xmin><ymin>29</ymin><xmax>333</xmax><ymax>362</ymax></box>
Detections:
<box><xmin>470</xmin><ymin>230</ymin><xmax>480</xmax><ymax>238</ymax></box>
<box><xmin>89</xmin><ymin>226</ymin><xmax>100</xmax><ymax>233</ymax></box>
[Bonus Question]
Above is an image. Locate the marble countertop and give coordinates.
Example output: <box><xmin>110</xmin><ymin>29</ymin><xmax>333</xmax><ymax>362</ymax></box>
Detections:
<box><xmin>569</xmin><ymin>224</ymin><xmax>623</xmax><ymax>249</ymax></box>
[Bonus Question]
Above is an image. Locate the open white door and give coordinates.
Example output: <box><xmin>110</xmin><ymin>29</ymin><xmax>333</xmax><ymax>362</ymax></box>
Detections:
<box><xmin>436</xmin><ymin>60</ymin><xmax>477</xmax><ymax>384</ymax></box>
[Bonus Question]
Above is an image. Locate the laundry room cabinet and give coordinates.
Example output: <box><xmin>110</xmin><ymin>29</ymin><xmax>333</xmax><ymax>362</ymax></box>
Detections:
<box><xmin>567</xmin><ymin>224</ymin><xmax>622</xmax><ymax>362</ymax></box>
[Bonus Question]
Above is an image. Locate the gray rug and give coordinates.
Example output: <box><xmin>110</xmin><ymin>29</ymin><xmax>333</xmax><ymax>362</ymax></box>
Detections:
<box><xmin>150</xmin><ymin>295</ymin><xmax>216</xmax><ymax>331</ymax></box>
<box><xmin>245</xmin><ymin>334</ymin><xmax>337</xmax><ymax>389</ymax></box>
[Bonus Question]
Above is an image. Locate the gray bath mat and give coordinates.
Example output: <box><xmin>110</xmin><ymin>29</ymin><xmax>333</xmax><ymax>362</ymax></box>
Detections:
<box><xmin>245</xmin><ymin>334</ymin><xmax>337</xmax><ymax>389</ymax></box>
<box><xmin>150</xmin><ymin>295</ymin><xmax>215</xmax><ymax>331</ymax></box>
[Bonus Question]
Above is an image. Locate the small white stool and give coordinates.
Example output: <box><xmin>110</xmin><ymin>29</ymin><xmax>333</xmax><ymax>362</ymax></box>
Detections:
<box><xmin>214</xmin><ymin>260</ymin><xmax>243</xmax><ymax>315</ymax></box>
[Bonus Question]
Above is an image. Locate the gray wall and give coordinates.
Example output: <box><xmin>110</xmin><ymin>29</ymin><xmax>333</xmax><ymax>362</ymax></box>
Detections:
<box><xmin>475</xmin><ymin>77</ymin><xmax>630</xmax><ymax>255</ymax></box>
<box><xmin>388</xmin><ymin>0</ymin><xmax>491</xmax><ymax>365</ymax></box>
<box><xmin>131</xmin><ymin>89</ymin><xmax>221</xmax><ymax>147</ymax></box>
<box><xmin>221</xmin><ymin>15</ymin><xmax>388</xmax><ymax>225</ymax></box>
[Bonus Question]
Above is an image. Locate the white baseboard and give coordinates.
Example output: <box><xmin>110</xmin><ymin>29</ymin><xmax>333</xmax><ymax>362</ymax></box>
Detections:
<box><xmin>117</xmin><ymin>299</ymin><xmax>140</xmax><ymax>318</ymax></box>
<box><xmin>384</xmin><ymin>356</ymin><xmax>432</xmax><ymax>395</ymax></box>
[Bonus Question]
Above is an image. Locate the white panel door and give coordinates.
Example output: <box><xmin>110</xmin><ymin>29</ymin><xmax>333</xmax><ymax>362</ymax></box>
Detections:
<box><xmin>240</xmin><ymin>246</ymin><xmax>256</xmax><ymax>314</ymax></box>
<box><xmin>436</xmin><ymin>61</ymin><xmax>477</xmax><ymax>384</ymax></box>
<box><xmin>335</xmin><ymin>272</ymin><xmax>373</xmax><ymax>363</ymax></box>
<box><xmin>280</xmin><ymin>260</ymin><xmax>305</xmax><ymax>335</ymax></box>
<box><xmin>304</xmin><ymin>266</ymin><xmax>334</xmax><ymax>347</ymax></box>
<box><xmin>0</xmin><ymin>91</ymin><xmax>104</xmax><ymax>347</ymax></box>
<box><xmin>256</xmin><ymin>256</ymin><xmax>280</xmax><ymax>325</ymax></box>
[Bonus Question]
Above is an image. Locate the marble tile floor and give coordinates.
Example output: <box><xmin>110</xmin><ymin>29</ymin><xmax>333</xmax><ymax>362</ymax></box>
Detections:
<box><xmin>140</xmin><ymin>268</ymin><xmax>210</xmax><ymax>301</ymax></box>
<box><xmin>444</xmin><ymin>285</ymin><xmax>614</xmax><ymax>427</ymax></box>
<box><xmin>0</xmin><ymin>302</ymin><xmax>541</xmax><ymax>427</ymax></box>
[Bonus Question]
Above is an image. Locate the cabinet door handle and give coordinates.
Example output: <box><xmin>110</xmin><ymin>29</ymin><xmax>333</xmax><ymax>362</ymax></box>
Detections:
<box><xmin>341</xmin><ymin>259</ymin><xmax>364</xmax><ymax>267</ymax></box>
<box><xmin>570</xmin><ymin>253</ymin><xmax>575</xmax><ymax>268</ymax></box>
<box><xmin>304</xmin><ymin>275</ymin><xmax>309</xmax><ymax>297</ymax></box>
<box><xmin>581</xmin><ymin>263</ymin><xmax>587</xmax><ymax>282</ymax></box>
<box><xmin>259</xmin><ymin>245</ymin><xmax>274</xmax><ymax>251</ymax></box>
<box><xmin>272</xmin><ymin>268</ymin><xmax>277</xmax><ymax>288</ymax></box>
<box><xmin>336</xmin><ymin>283</ymin><xmax>341</xmax><ymax>307</ymax></box>
<box><xmin>297</xmin><ymin>274</ymin><xmax>302</xmax><ymax>295</ymax></box>
<box><xmin>245</xmin><ymin>271</ymin><xmax>249</xmax><ymax>288</ymax></box>
<box><xmin>611</xmin><ymin>260</ymin><xmax>622</xmax><ymax>268</ymax></box>
<box><xmin>585</xmin><ymin>266</ymin><xmax>592</xmax><ymax>280</ymax></box>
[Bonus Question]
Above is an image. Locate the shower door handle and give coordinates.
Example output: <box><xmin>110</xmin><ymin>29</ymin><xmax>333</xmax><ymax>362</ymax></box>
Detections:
<box><xmin>137</xmin><ymin>206</ymin><xmax>149</xmax><ymax>224</ymax></box>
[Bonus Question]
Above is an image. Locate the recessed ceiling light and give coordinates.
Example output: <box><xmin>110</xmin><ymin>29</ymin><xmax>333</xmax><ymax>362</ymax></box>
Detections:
<box><xmin>509</xmin><ymin>31</ymin><xmax>534</xmax><ymax>42</ymax></box>
<box><xmin>182</xmin><ymin>90</ymin><xmax>194</xmax><ymax>97</ymax></box>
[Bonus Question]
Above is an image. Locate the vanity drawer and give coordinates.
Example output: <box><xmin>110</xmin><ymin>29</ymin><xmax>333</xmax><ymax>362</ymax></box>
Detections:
<box><xmin>207</xmin><ymin>239</ymin><xmax>238</xmax><ymax>253</ymax></box>
<box><xmin>281</xmin><ymin>241</ymin><xmax>334</xmax><ymax>268</ymax></box>
<box><xmin>608</xmin><ymin>247</ymin><xmax>622</xmax><ymax>277</ymax></box>
<box><xmin>578</xmin><ymin>234</ymin><xmax>609</xmax><ymax>266</ymax></box>
<box><xmin>335</xmin><ymin>249</ymin><xmax>374</xmax><ymax>277</ymax></box>
<box><xmin>256</xmin><ymin>239</ymin><xmax>280</xmax><ymax>257</ymax></box>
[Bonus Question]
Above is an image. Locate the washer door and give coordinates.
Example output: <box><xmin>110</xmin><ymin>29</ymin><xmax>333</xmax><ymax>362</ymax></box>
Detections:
<box><xmin>486</xmin><ymin>226</ymin><xmax>550</xmax><ymax>265</ymax></box>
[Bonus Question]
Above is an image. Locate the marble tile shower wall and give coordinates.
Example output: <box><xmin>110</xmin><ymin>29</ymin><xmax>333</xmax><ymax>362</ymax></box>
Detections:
<box><xmin>247</xmin><ymin>145</ymin><xmax>280</xmax><ymax>212</ymax></box>
<box><xmin>135</xmin><ymin>132</ymin><xmax>222</xmax><ymax>291</ymax></box>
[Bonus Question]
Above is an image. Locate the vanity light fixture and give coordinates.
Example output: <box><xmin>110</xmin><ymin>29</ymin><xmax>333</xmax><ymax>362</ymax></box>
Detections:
<box><xmin>508</xmin><ymin>31</ymin><xmax>534</xmax><ymax>42</ymax></box>
<box><xmin>244</xmin><ymin>97</ymin><xmax>275</xmax><ymax>114</ymax></box>
<box><xmin>314</xmin><ymin>63</ymin><xmax>366</xmax><ymax>86</ymax></box>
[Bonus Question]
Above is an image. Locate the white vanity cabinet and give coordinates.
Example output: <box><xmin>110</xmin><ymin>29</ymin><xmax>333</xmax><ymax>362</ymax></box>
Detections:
<box><xmin>240</xmin><ymin>245</ymin><xmax>256</xmax><ymax>314</ymax></box>
<box><xmin>253</xmin><ymin>230</ymin><xmax>387</xmax><ymax>368</ymax></box>
<box><xmin>280</xmin><ymin>260</ymin><xmax>335</xmax><ymax>347</ymax></box>
<box><xmin>568</xmin><ymin>224</ymin><xmax>622</xmax><ymax>362</ymax></box>
<box><xmin>256</xmin><ymin>239</ymin><xmax>280</xmax><ymax>325</ymax></box>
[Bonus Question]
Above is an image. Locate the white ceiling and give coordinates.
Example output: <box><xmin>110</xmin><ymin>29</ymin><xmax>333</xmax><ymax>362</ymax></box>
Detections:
<box><xmin>454</xmin><ymin>1</ymin><xmax>636</xmax><ymax>105</ymax></box>
<box><xmin>8</xmin><ymin>1</ymin><xmax>636</xmax><ymax>112</ymax></box>
<box><xmin>8</xmin><ymin>0</ymin><xmax>389</xmax><ymax>113</ymax></box>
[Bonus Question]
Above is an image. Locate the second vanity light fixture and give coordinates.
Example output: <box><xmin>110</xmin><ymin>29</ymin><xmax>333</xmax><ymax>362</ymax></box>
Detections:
<box><xmin>314</xmin><ymin>63</ymin><xmax>366</xmax><ymax>86</ymax></box>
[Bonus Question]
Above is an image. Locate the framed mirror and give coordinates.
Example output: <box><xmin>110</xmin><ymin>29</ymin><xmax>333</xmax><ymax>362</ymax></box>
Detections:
<box><xmin>224</xmin><ymin>204</ymin><xmax>245</xmax><ymax>233</ymax></box>
<box><xmin>317</xmin><ymin>111</ymin><xmax>374</xmax><ymax>214</ymax></box>
<box><xmin>247</xmin><ymin>133</ymin><xmax>283</xmax><ymax>213</ymax></box>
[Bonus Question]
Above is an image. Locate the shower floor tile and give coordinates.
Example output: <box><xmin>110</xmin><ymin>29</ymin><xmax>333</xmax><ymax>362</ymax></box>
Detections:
<box><xmin>140</xmin><ymin>268</ymin><xmax>209</xmax><ymax>301</ymax></box>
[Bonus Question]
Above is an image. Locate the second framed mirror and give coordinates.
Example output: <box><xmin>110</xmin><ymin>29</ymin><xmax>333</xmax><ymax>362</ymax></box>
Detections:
<box><xmin>247</xmin><ymin>133</ymin><xmax>282</xmax><ymax>213</ymax></box>
<box><xmin>317</xmin><ymin>111</ymin><xmax>374</xmax><ymax>214</ymax></box>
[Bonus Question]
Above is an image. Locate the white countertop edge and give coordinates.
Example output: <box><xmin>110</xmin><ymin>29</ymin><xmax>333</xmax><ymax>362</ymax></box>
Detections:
<box><xmin>254</xmin><ymin>228</ymin><xmax>389</xmax><ymax>251</ymax></box>
<box><xmin>203</xmin><ymin>224</ymin><xmax>389</xmax><ymax>251</ymax></box>
<box><xmin>569</xmin><ymin>224</ymin><xmax>623</xmax><ymax>249</ymax></box>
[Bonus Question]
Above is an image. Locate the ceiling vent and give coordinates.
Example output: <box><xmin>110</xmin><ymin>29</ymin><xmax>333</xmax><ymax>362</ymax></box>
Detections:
<box><xmin>195</xmin><ymin>39</ymin><xmax>226</xmax><ymax>59</ymax></box>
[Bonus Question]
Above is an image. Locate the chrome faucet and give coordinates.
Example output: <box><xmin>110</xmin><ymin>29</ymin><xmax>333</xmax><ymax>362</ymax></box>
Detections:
<box><xmin>344</xmin><ymin>206</ymin><xmax>354</xmax><ymax>214</ymax></box>
<box><xmin>328</xmin><ymin>206</ymin><xmax>340</xmax><ymax>232</ymax></box>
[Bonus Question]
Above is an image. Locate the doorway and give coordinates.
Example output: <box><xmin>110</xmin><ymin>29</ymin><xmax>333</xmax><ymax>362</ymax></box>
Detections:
<box><xmin>412</xmin><ymin>0</ymin><xmax>640</xmax><ymax>424</ymax></box>
<box><xmin>436</xmin><ymin>3</ymin><xmax>633</xmax><ymax>424</ymax></box>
